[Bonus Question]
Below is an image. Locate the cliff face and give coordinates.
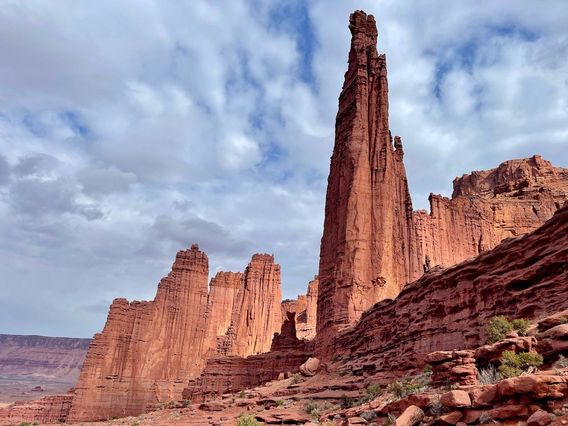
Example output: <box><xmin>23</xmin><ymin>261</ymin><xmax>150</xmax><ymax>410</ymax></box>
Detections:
<box><xmin>413</xmin><ymin>155</ymin><xmax>568</xmax><ymax>278</ymax></box>
<box><xmin>68</xmin><ymin>247</ymin><xmax>283</xmax><ymax>422</ymax></box>
<box><xmin>316</xmin><ymin>10</ymin><xmax>568</xmax><ymax>354</ymax></box>
<box><xmin>281</xmin><ymin>276</ymin><xmax>318</xmax><ymax>340</ymax></box>
<box><xmin>317</xmin><ymin>10</ymin><xmax>417</xmax><ymax>348</ymax></box>
<box><xmin>336</xmin><ymin>204</ymin><xmax>568</xmax><ymax>376</ymax></box>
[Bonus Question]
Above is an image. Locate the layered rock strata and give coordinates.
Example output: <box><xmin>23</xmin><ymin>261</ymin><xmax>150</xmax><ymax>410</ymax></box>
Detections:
<box><xmin>316</xmin><ymin>10</ymin><xmax>568</xmax><ymax>353</ymax></box>
<box><xmin>281</xmin><ymin>276</ymin><xmax>318</xmax><ymax>340</ymax></box>
<box><xmin>0</xmin><ymin>394</ymin><xmax>73</xmax><ymax>425</ymax></box>
<box><xmin>334</xmin><ymin>204</ymin><xmax>568</xmax><ymax>377</ymax></box>
<box><xmin>413</xmin><ymin>155</ymin><xmax>568</xmax><ymax>278</ymax></box>
<box><xmin>68</xmin><ymin>247</ymin><xmax>283</xmax><ymax>421</ymax></box>
<box><xmin>317</xmin><ymin>10</ymin><xmax>418</xmax><ymax>348</ymax></box>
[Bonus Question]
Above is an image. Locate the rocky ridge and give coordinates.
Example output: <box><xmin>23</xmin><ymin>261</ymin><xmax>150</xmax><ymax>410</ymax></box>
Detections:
<box><xmin>67</xmin><ymin>247</ymin><xmax>284</xmax><ymax>422</ymax></box>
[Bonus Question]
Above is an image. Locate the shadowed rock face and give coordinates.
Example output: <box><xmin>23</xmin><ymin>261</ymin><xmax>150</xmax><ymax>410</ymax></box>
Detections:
<box><xmin>68</xmin><ymin>247</ymin><xmax>283</xmax><ymax>422</ymax></box>
<box><xmin>316</xmin><ymin>10</ymin><xmax>568</xmax><ymax>354</ymax></box>
<box><xmin>281</xmin><ymin>276</ymin><xmax>318</xmax><ymax>340</ymax></box>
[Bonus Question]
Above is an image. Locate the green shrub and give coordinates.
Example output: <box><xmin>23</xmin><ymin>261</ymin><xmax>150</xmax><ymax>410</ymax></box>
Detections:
<box><xmin>239</xmin><ymin>390</ymin><xmax>247</xmax><ymax>398</ymax></box>
<box><xmin>291</xmin><ymin>372</ymin><xmax>302</xmax><ymax>384</ymax></box>
<box><xmin>366</xmin><ymin>383</ymin><xmax>382</xmax><ymax>401</ymax></box>
<box><xmin>386</xmin><ymin>376</ymin><xmax>425</xmax><ymax>399</ymax></box>
<box><xmin>498</xmin><ymin>350</ymin><xmax>543</xmax><ymax>378</ymax></box>
<box><xmin>304</xmin><ymin>400</ymin><xmax>320</xmax><ymax>420</ymax></box>
<box><xmin>384</xmin><ymin>413</ymin><xmax>397</xmax><ymax>426</ymax></box>
<box><xmin>486</xmin><ymin>316</ymin><xmax>513</xmax><ymax>343</ymax></box>
<box><xmin>510</xmin><ymin>318</ymin><xmax>530</xmax><ymax>336</ymax></box>
<box><xmin>276</xmin><ymin>399</ymin><xmax>285</xmax><ymax>407</ymax></box>
<box><xmin>486</xmin><ymin>316</ymin><xmax>531</xmax><ymax>343</ymax></box>
<box><xmin>236</xmin><ymin>414</ymin><xmax>261</xmax><ymax>426</ymax></box>
<box><xmin>340</xmin><ymin>394</ymin><xmax>354</xmax><ymax>409</ymax></box>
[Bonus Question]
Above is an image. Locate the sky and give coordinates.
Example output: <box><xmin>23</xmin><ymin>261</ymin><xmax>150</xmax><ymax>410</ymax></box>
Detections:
<box><xmin>1</xmin><ymin>1</ymin><xmax>567</xmax><ymax>337</ymax></box>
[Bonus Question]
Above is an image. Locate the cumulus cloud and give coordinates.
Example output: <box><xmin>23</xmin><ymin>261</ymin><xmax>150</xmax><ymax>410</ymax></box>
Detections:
<box><xmin>0</xmin><ymin>0</ymin><xmax>566</xmax><ymax>337</ymax></box>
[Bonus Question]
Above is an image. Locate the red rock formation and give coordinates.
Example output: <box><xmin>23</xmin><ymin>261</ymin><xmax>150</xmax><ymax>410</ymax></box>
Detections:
<box><xmin>68</xmin><ymin>245</ymin><xmax>210</xmax><ymax>421</ymax></box>
<box><xmin>413</xmin><ymin>155</ymin><xmax>568</xmax><ymax>278</ymax></box>
<box><xmin>225</xmin><ymin>254</ymin><xmax>282</xmax><ymax>356</ymax></box>
<box><xmin>281</xmin><ymin>276</ymin><xmax>318</xmax><ymax>340</ymax></box>
<box><xmin>316</xmin><ymin>10</ymin><xmax>568</xmax><ymax>355</ymax></box>
<box><xmin>317</xmin><ymin>10</ymin><xmax>418</xmax><ymax>349</ymax></box>
<box><xmin>335</xmin><ymin>204</ymin><xmax>568</xmax><ymax>377</ymax></box>
<box><xmin>0</xmin><ymin>394</ymin><xmax>73</xmax><ymax>425</ymax></box>
<box><xmin>182</xmin><ymin>349</ymin><xmax>311</xmax><ymax>402</ymax></box>
<box><xmin>68</xmin><ymin>248</ymin><xmax>283</xmax><ymax>421</ymax></box>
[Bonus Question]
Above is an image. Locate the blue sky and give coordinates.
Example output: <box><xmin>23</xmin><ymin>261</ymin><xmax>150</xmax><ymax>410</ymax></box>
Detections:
<box><xmin>0</xmin><ymin>0</ymin><xmax>567</xmax><ymax>337</ymax></box>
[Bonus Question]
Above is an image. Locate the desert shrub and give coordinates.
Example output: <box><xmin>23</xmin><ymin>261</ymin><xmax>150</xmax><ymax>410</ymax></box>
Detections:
<box><xmin>166</xmin><ymin>400</ymin><xmax>177</xmax><ymax>409</ymax></box>
<box><xmin>384</xmin><ymin>413</ymin><xmax>397</xmax><ymax>426</ymax></box>
<box><xmin>236</xmin><ymin>414</ymin><xmax>261</xmax><ymax>426</ymax></box>
<box><xmin>180</xmin><ymin>399</ymin><xmax>190</xmax><ymax>408</ymax></box>
<box><xmin>486</xmin><ymin>316</ymin><xmax>531</xmax><ymax>343</ymax></box>
<box><xmin>366</xmin><ymin>383</ymin><xmax>382</xmax><ymax>401</ymax></box>
<box><xmin>479</xmin><ymin>411</ymin><xmax>494</xmax><ymax>424</ymax></box>
<box><xmin>477</xmin><ymin>365</ymin><xmax>500</xmax><ymax>384</ymax></box>
<box><xmin>304</xmin><ymin>400</ymin><xmax>320</xmax><ymax>420</ymax></box>
<box><xmin>553</xmin><ymin>355</ymin><xmax>568</xmax><ymax>371</ymax></box>
<box><xmin>386</xmin><ymin>375</ymin><xmax>427</xmax><ymax>399</ymax></box>
<box><xmin>18</xmin><ymin>423</ymin><xmax>31</xmax><ymax>426</ymax></box>
<box><xmin>429</xmin><ymin>395</ymin><xmax>443</xmax><ymax>417</ymax></box>
<box><xmin>559</xmin><ymin>317</ymin><xmax>568</xmax><ymax>324</ymax></box>
<box><xmin>510</xmin><ymin>318</ymin><xmax>530</xmax><ymax>336</ymax></box>
<box><xmin>486</xmin><ymin>316</ymin><xmax>512</xmax><ymax>343</ymax></box>
<box><xmin>498</xmin><ymin>350</ymin><xmax>543</xmax><ymax>378</ymax></box>
<box><xmin>340</xmin><ymin>394</ymin><xmax>354</xmax><ymax>409</ymax></box>
<box><xmin>276</xmin><ymin>399</ymin><xmax>285</xmax><ymax>407</ymax></box>
<box><xmin>291</xmin><ymin>372</ymin><xmax>302</xmax><ymax>384</ymax></box>
<box><xmin>239</xmin><ymin>390</ymin><xmax>247</xmax><ymax>398</ymax></box>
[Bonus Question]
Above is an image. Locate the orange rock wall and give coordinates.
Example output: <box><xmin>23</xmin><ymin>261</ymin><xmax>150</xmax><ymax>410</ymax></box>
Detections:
<box><xmin>281</xmin><ymin>276</ymin><xmax>318</xmax><ymax>340</ymax></box>
<box><xmin>413</xmin><ymin>156</ymin><xmax>568</xmax><ymax>278</ymax></box>
<box><xmin>336</xmin><ymin>205</ymin><xmax>568</xmax><ymax>377</ymax></box>
<box><xmin>0</xmin><ymin>394</ymin><xmax>73</xmax><ymax>425</ymax></box>
<box><xmin>317</xmin><ymin>11</ymin><xmax>418</xmax><ymax>349</ymax></box>
<box><xmin>68</xmin><ymin>248</ymin><xmax>283</xmax><ymax>421</ymax></box>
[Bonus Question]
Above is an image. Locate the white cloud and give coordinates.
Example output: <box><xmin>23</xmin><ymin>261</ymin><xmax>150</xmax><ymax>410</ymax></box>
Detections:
<box><xmin>0</xmin><ymin>0</ymin><xmax>567</xmax><ymax>337</ymax></box>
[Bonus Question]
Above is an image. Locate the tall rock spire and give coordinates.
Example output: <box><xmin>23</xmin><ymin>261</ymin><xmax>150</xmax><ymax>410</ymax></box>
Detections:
<box><xmin>316</xmin><ymin>11</ymin><xmax>418</xmax><ymax>352</ymax></box>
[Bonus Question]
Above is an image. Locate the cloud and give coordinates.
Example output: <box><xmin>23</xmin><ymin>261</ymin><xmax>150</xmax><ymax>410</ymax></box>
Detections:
<box><xmin>0</xmin><ymin>0</ymin><xmax>566</xmax><ymax>337</ymax></box>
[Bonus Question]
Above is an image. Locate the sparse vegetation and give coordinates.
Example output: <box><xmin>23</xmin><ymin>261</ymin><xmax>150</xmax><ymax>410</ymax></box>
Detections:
<box><xmin>559</xmin><ymin>317</ymin><xmax>568</xmax><ymax>324</ymax></box>
<box><xmin>498</xmin><ymin>350</ymin><xmax>543</xmax><ymax>378</ymax></box>
<box><xmin>477</xmin><ymin>365</ymin><xmax>500</xmax><ymax>384</ymax></box>
<box><xmin>384</xmin><ymin>413</ymin><xmax>397</xmax><ymax>426</ymax></box>
<box><xmin>340</xmin><ymin>394</ymin><xmax>354</xmax><ymax>409</ymax></box>
<box><xmin>486</xmin><ymin>316</ymin><xmax>531</xmax><ymax>344</ymax></box>
<box><xmin>180</xmin><ymin>399</ymin><xmax>191</xmax><ymax>408</ymax></box>
<box><xmin>386</xmin><ymin>373</ymin><xmax>430</xmax><ymax>399</ymax></box>
<box><xmin>303</xmin><ymin>400</ymin><xmax>334</xmax><ymax>421</ymax></box>
<box><xmin>365</xmin><ymin>383</ymin><xmax>382</xmax><ymax>401</ymax></box>
<box><xmin>236</xmin><ymin>413</ymin><xmax>261</xmax><ymax>426</ymax></box>
<box><xmin>554</xmin><ymin>354</ymin><xmax>568</xmax><ymax>371</ymax></box>
<box><xmin>429</xmin><ymin>394</ymin><xmax>443</xmax><ymax>417</ymax></box>
<box><xmin>239</xmin><ymin>390</ymin><xmax>247</xmax><ymax>398</ymax></box>
<box><xmin>479</xmin><ymin>411</ymin><xmax>494</xmax><ymax>424</ymax></box>
<box><xmin>291</xmin><ymin>372</ymin><xmax>302</xmax><ymax>384</ymax></box>
<box><xmin>276</xmin><ymin>399</ymin><xmax>285</xmax><ymax>407</ymax></box>
<box><xmin>18</xmin><ymin>423</ymin><xmax>32</xmax><ymax>426</ymax></box>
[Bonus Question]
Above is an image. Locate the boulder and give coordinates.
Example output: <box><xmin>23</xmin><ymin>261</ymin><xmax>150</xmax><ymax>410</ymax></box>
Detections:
<box><xmin>300</xmin><ymin>357</ymin><xmax>321</xmax><ymax>377</ymax></box>
<box><xmin>527</xmin><ymin>409</ymin><xmax>553</xmax><ymax>426</ymax></box>
<box><xmin>394</xmin><ymin>405</ymin><xmax>424</xmax><ymax>426</ymax></box>
<box><xmin>441</xmin><ymin>390</ymin><xmax>472</xmax><ymax>408</ymax></box>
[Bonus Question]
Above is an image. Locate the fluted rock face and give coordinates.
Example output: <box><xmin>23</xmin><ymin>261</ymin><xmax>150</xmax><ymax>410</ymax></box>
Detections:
<box><xmin>68</xmin><ymin>248</ymin><xmax>283</xmax><ymax>422</ymax></box>
<box><xmin>228</xmin><ymin>254</ymin><xmax>283</xmax><ymax>356</ymax></box>
<box><xmin>317</xmin><ymin>10</ymin><xmax>417</xmax><ymax>348</ymax></box>
<box><xmin>68</xmin><ymin>245</ymin><xmax>210</xmax><ymax>421</ymax></box>
<box><xmin>281</xmin><ymin>276</ymin><xmax>319</xmax><ymax>340</ymax></box>
<box><xmin>205</xmin><ymin>271</ymin><xmax>245</xmax><ymax>356</ymax></box>
<box><xmin>413</xmin><ymin>156</ymin><xmax>568</xmax><ymax>279</ymax></box>
<box><xmin>316</xmin><ymin>10</ymin><xmax>568</xmax><ymax>355</ymax></box>
<box><xmin>335</xmin><ymin>204</ymin><xmax>568</xmax><ymax>376</ymax></box>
